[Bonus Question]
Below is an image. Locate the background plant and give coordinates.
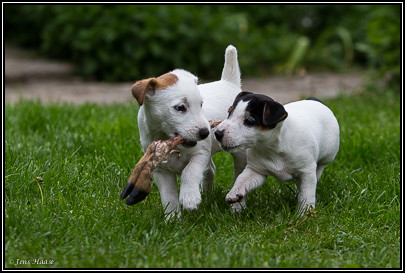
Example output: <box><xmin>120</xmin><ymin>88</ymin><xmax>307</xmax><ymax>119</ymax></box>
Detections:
<box><xmin>4</xmin><ymin>4</ymin><xmax>400</xmax><ymax>89</ymax></box>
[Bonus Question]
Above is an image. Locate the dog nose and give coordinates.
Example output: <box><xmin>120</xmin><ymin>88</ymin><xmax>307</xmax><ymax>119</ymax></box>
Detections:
<box><xmin>199</xmin><ymin>128</ymin><xmax>210</xmax><ymax>140</ymax></box>
<box><xmin>214</xmin><ymin>129</ymin><xmax>224</xmax><ymax>141</ymax></box>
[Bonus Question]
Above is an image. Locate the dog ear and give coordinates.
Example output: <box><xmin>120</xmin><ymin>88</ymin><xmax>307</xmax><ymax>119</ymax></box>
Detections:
<box><xmin>262</xmin><ymin>100</ymin><xmax>288</xmax><ymax>129</ymax></box>
<box><xmin>235</xmin><ymin>91</ymin><xmax>253</xmax><ymax>101</ymax></box>
<box><xmin>131</xmin><ymin>78</ymin><xmax>157</xmax><ymax>106</ymax></box>
<box><xmin>131</xmin><ymin>73</ymin><xmax>179</xmax><ymax>106</ymax></box>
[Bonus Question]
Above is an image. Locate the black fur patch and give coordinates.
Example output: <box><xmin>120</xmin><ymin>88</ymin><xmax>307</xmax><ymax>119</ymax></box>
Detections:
<box><xmin>306</xmin><ymin>97</ymin><xmax>324</xmax><ymax>104</ymax></box>
<box><xmin>227</xmin><ymin>91</ymin><xmax>253</xmax><ymax>118</ymax></box>
<box><xmin>229</xmin><ymin>91</ymin><xmax>288</xmax><ymax>129</ymax></box>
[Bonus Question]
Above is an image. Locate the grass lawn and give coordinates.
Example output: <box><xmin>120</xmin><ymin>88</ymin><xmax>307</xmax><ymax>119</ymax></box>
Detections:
<box><xmin>4</xmin><ymin>87</ymin><xmax>401</xmax><ymax>268</ymax></box>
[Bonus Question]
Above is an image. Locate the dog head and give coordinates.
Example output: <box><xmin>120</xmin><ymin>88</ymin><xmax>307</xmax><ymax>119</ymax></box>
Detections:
<box><xmin>131</xmin><ymin>69</ymin><xmax>210</xmax><ymax>147</ymax></box>
<box><xmin>214</xmin><ymin>91</ymin><xmax>288</xmax><ymax>152</ymax></box>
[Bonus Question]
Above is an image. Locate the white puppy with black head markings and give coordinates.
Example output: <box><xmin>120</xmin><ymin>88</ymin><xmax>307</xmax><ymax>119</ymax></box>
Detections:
<box><xmin>215</xmin><ymin>92</ymin><xmax>340</xmax><ymax>214</ymax></box>
<box><xmin>130</xmin><ymin>46</ymin><xmax>246</xmax><ymax>219</ymax></box>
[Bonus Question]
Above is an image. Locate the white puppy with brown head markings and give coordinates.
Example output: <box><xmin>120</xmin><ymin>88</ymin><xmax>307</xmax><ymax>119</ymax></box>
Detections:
<box><xmin>215</xmin><ymin>92</ymin><xmax>340</xmax><ymax>214</ymax></box>
<box><xmin>130</xmin><ymin>46</ymin><xmax>246</xmax><ymax>219</ymax></box>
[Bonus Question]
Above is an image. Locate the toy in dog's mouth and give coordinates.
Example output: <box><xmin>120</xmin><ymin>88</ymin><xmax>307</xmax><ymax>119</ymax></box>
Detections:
<box><xmin>121</xmin><ymin>134</ymin><xmax>185</xmax><ymax>205</ymax></box>
<box><xmin>174</xmin><ymin>132</ymin><xmax>197</xmax><ymax>147</ymax></box>
<box><xmin>121</xmin><ymin>120</ymin><xmax>222</xmax><ymax>206</ymax></box>
<box><xmin>120</xmin><ymin>133</ymin><xmax>198</xmax><ymax>206</ymax></box>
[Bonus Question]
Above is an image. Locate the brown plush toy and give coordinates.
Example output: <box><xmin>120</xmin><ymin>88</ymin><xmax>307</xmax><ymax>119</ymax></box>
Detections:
<box><xmin>120</xmin><ymin>120</ymin><xmax>221</xmax><ymax>205</ymax></box>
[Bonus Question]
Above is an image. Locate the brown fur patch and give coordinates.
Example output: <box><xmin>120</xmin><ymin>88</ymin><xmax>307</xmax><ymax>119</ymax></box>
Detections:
<box><xmin>155</xmin><ymin>73</ymin><xmax>178</xmax><ymax>90</ymax></box>
<box><xmin>130</xmin><ymin>78</ymin><xmax>155</xmax><ymax>105</ymax></box>
<box><xmin>130</xmin><ymin>73</ymin><xmax>178</xmax><ymax>105</ymax></box>
<box><xmin>228</xmin><ymin>105</ymin><xmax>234</xmax><ymax>114</ymax></box>
<box><xmin>258</xmin><ymin>113</ymin><xmax>287</xmax><ymax>131</ymax></box>
<box><xmin>257</xmin><ymin>125</ymin><xmax>270</xmax><ymax>131</ymax></box>
<box><xmin>279</xmin><ymin>113</ymin><xmax>288</xmax><ymax>122</ymax></box>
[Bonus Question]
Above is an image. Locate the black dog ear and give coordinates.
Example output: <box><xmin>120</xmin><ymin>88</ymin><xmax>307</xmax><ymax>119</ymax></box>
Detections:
<box><xmin>262</xmin><ymin>100</ymin><xmax>288</xmax><ymax>129</ymax></box>
<box><xmin>235</xmin><ymin>91</ymin><xmax>253</xmax><ymax>101</ymax></box>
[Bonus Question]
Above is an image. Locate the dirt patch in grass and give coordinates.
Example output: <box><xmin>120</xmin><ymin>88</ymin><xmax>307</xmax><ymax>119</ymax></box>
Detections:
<box><xmin>5</xmin><ymin>45</ymin><xmax>365</xmax><ymax>105</ymax></box>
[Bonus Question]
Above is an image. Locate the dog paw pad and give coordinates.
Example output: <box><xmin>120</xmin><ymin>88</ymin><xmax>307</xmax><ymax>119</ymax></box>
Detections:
<box><xmin>225</xmin><ymin>192</ymin><xmax>245</xmax><ymax>204</ymax></box>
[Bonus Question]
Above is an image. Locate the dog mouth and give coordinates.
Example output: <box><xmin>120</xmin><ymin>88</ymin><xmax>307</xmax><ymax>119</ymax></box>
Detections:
<box><xmin>182</xmin><ymin>140</ymin><xmax>197</xmax><ymax>147</ymax></box>
<box><xmin>174</xmin><ymin>132</ymin><xmax>197</xmax><ymax>148</ymax></box>
<box><xmin>220</xmin><ymin>144</ymin><xmax>241</xmax><ymax>152</ymax></box>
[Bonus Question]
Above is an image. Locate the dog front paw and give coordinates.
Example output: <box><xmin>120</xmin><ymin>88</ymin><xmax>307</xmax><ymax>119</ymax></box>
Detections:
<box><xmin>164</xmin><ymin>208</ymin><xmax>181</xmax><ymax>222</ymax></box>
<box><xmin>181</xmin><ymin>197</ymin><xmax>201</xmax><ymax>211</ymax></box>
<box><xmin>230</xmin><ymin>202</ymin><xmax>245</xmax><ymax>212</ymax></box>
<box><xmin>179</xmin><ymin>192</ymin><xmax>201</xmax><ymax>211</ymax></box>
<box><xmin>226</xmin><ymin>189</ymin><xmax>245</xmax><ymax>204</ymax></box>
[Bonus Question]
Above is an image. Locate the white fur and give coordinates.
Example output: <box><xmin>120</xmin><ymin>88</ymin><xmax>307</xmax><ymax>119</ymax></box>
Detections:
<box><xmin>137</xmin><ymin>45</ymin><xmax>246</xmax><ymax>219</ymax></box>
<box><xmin>216</xmin><ymin>98</ymin><xmax>340</xmax><ymax>214</ymax></box>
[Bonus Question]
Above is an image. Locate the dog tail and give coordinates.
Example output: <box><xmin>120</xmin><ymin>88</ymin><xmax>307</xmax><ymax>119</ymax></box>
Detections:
<box><xmin>221</xmin><ymin>45</ymin><xmax>241</xmax><ymax>88</ymax></box>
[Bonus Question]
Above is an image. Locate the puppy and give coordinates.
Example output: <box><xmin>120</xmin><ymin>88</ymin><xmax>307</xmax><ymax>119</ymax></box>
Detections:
<box><xmin>130</xmin><ymin>46</ymin><xmax>246</xmax><ymax>218</ymax></box>
<box><xmin>215</xmin><ymin>92</ymin><xmax>340</xmax><ymax>214</ymax></box>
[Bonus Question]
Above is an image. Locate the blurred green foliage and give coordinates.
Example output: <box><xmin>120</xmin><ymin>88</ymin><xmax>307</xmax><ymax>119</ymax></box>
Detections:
<box><xmin>4</xmin><ymin>4</ymin><xmax>400</xmax><ymax>88</ymax></box>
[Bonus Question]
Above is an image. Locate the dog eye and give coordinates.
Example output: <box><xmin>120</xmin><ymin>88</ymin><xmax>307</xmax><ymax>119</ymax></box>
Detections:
<box><xmin>174</xmin><ymin>105</ymin><xmax>187</xmax><ymax>112</ymax></box>
<box><xmin>244</xmin><ymin>116</ymin><xmax>256</xmax><ymax>126</ymax></box>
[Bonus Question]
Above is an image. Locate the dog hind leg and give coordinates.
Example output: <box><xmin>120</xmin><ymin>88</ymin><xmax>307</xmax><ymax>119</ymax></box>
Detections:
<box><xmin>316</xmin><ymin>164</ymin><xmax>326</xmax><ymax>181</ymax></box>
<box><xmin>296</xmin><ymin>165</ymin><xmax>318</xmax><ymax>215</ymax></box>
<box><xmin>202</xmin><ymin>159</ymin><xmax>215</xmax><ymax>193</ymax></box>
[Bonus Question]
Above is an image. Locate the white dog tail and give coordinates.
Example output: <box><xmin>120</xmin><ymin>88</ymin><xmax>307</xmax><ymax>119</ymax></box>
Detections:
<box><xmin>221</xmin><ymin>45</ymin><xmax>241</xmax><ymax>88</ymax></box>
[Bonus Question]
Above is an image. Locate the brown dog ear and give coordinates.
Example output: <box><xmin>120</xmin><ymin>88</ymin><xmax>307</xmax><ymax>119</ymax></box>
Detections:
<box><xmin>262</xmin><ymin>100</ymin><xmax>288</xmax><ymax>129</ymax></box>
<box><xmin>130</xmin><ymin>78</ymin><xmax>157</xmax><ymax>106</ymax></box>
<box><xmin>130</xmin><ymin>73</ymin><xmax>179</xmax><ymax>106</ymax></box>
